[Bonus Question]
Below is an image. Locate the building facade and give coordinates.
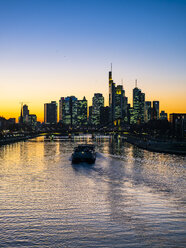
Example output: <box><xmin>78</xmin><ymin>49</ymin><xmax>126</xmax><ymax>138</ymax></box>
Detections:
<box><xmin>91</xmin><ymin>93</ymin><xmax>104</xmax><ymax>126</ymax></box>
<box><xmin>115</xmin><ymin>85</ymin><xmax>125</xmax><ymax>120</ymax></box>
<box><xmin>77</xmin><ymin>97</ymin><xmax>87</xmax><ymax>127</ymax></box>
<box><xmin>160</xmin><ymin>111</ymin><xmax>167</xmax><ymax>120</ymax></box>
<box><xmin>23</xmin><ymin>104</ymin><xmax>29</xmax><ymax>122</ymax></box>
<box><xmin>59</xmin><ymin>97</ymin><xmax>65</xmax><ymax>122</ymax></box>
<box><xmin>100</xmin><ymin>106</ymin><xmax>110</xmax><ymax>126</ymax></box>
<box><xmin>44</xmin><ymin>101</ymin><xmax>57</xmax><ymax>124</ymax></box>
<box><xmin>144</xmin><ymin>101</ymin><xmax>152</xmax><ymax>122</ymax></box>
<box><xmin>170</xmin><ymin>113</ymin><xmax>186</xmax><ymax>138</ymax></box>
<box><xmin>26</xmin><ymin>114</ymin><xmax>37</xmax><ymax>126</ymax></box>
<box><xmin>109</xmin><ymin>70</ymin><xmax>116</xmax><ymax>123</ymax></box>
<box><xmin>153</xmin><ymin>101</ymin><xmax>159</xmax><ymax>120</ymax></box>
<box><xmin>59</xmin><ymin>96</ymin><xmax>78</xmax><ymax>126</ymax></box>
<box><xmin>132</xmin><ymin>87</ymin><xmax>145</xmax><ymax>124</ymax></box>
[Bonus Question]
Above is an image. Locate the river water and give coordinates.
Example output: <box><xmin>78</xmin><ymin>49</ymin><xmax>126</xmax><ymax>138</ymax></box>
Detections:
<box><xmin>0</xmin><ymin>136</ymin><xmax>185</xmax><ymax>247</ymax></box>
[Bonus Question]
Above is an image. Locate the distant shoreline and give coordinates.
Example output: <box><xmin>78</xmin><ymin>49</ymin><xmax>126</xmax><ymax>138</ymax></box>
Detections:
<box><xmin>125</xmin><ymin>135</ymin><xmax>186</xmax><ymax>155</ymax></box>
<box><xmin>0</xmin><ymin>135</ymin><xmax>39</xmax><ymax>146</ymax></box>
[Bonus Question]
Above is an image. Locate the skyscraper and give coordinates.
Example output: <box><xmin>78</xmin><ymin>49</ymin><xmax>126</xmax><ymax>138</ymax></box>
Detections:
<box><xmin>23</xmin><ymin>104</ymin><xmax>29</xmax><ymax>122</ymax></box>
<box><xmin>153</xmin><ymin>101</ymin><xmax>159</xmax><ymax>120</ymax></box>
<box><xmin>88</xmin><ymin>106</ymin><xmax>93</xmax><ymax>125</ymax></box>
<box><xmin>144</xmin><ymin>101</ymin><xmax>151</xmax><ymax>122</ymax></box>
<box><xmin>19</xmin><ymin>105</ymin><xmax>23</xmax><ymax>124</ymax></box>
<box><xmin>60</xmin><ymin>96</ymin><xmax>78</xmax><ymax>127</ymax></box>
<box><xmin>123</xmin><ymin>96</ymin><xmax>129</xmax><ymax>122</ymax></box>
<box><xmin>77</xmin><ymin>97</ymin><xmax>87</xmax><ymax>126</ymax></box>
<box><xmin>160</xmin><ymin>111</ymin><xmax>167</xmax><ymax>120</ymax></box>
<box><xmin>115</xmin><ymin>85</ymin><xmax>125</xmax><ymax>120</ymax></box>
<box><xmin>109</xmin><ymin>66</ymin><xmax>115</xmax><ymax>123</ymax></box>
<box><xmin>108</xmin><ymin>67</ymin><xmax>127</xmax><ymax>124</ymax></box>
<box><xmin>59</xmin><ymin>97</ymin><xmax>65</xmax><ymax>122</ymax></box>
<box><xmin>26</xmin><ymin>114</ymin><xmax>37</xmax><ymax>126</ymax></box>
<box><xmin>92</xmin><ymin>93</ymin><xmax>104</xmax><ymax>126</ymax></box>
<box><xmin>132</xmin><ymin>84</ymin><xmax>145</xmax><ymax>124</ymax></box>
<box><xmin>100</xmin><ymin>106</ymin><xmax>110</xmax><ymax>126</ymax></box>
<box><xmin>44</xmin><ymin>101</ymin><xmax>57</xmax><ymax>124</ymax></box>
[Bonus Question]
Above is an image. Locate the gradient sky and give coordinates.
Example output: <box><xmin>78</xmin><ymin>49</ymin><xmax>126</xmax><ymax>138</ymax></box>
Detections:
<box><xmin>0</xmin><ymin>0</ymin><xmax>186</xmax><ymax>122</ymax></box>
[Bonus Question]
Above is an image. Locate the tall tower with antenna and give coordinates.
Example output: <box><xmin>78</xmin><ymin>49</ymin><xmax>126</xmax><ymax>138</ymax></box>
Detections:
<box><xmin>133</xmin><ymin>80</ymin><xmax>145</xmax><ymax>124</ymax></box>
<box><xmin>135</xmin><ymin>79</ymin><xmax>138</xmax><ymax>88</ymax></box>
<box><xmin>109</xmin><ymin>63</ymin><xmax>115</xmax><ymax>123</ymax></box>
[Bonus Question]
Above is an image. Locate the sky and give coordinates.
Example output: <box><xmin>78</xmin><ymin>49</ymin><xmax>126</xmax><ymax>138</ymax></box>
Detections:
<box><xmin>0</xmin><ymin>0</ymin><xmax>186</xmax><ymax>122</ymax></box>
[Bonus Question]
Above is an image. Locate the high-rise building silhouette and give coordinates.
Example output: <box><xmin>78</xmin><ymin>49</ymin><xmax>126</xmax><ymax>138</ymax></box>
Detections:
<box><xmin>123</xmin><ymin>96</ymin><xmax>129</xmax><ymax>122</ymax></box>
<box><xmin>108</xmin><ymin>67</ymin><xmax>128</xmax><ymax>124</ymax></box>
<box><xmin>92</xmin><ymin>93</ymin><xmax>104</xmax><ymax>126</ymax></box>
<box><xmin>19</xmin><ymin>103</ymin><xmax>23</xmax><ymax>124</ymax></box>
<box><xmin>132</xmin><ymin>84</ymin><xmax>145</xmax><ymax>124</ymax></box>
<box><xmin>100</xmin><ymin>106</ymin><xmax>110</xmax><ymax>126</ymax></box>
<box><xmin>44</xmin><ymin>101</ymin><xmax>57</xmax><ymax>124</ymax></box>
<box><xmin>60</xmin><ymin>96</ymin><xmax>78</xmax><ymax>126</ymax></box>
<box><xmin>88</xmin><ymin>106</ymin><xmax>93</xmax><ymax>125</ymax></box>
<box><xmin>59</xmin><ymin>97</ymin><xmax>65</xmax><ymax>122</ymax></box>
<box><xmin>23</xmin><ymin>104</ymin><xmax>29</xmax><ymax>122</ymax></box>
<box><xmin>109</xmin><ymin>66</ymin><xmax>115</xmax><ymax>123</ymax></box>
<box><xmin>26</xmin><ymin>114</ymin><xmax>37</xmax><ymax>126</ymax></box>
<box><xmin>59</xmin><ymin>96</ymin><xmax>87</xmax><ymax>127</ymax></box>
<box><xmin>170</xmin><ymin>113</ymin><xmax>186</xmax><ymax>138</ymax></box>
<box><xmin>153</xmin><ymin>101</ymin><xmax>159</xmax><ymax>120</ymax></box>
<box><xmin>77</xmin><ymin>97</ymin><xmax>87</xmax><ymax>126</ymax></box>
<box><xmin>160</xmin><ymin>111</ymin><xmax>167</xmax><ymax>120</ymax></box>
<box><xmin>115</xmin><ymin>85</ymin><xmax>125</xmax><ymax>120</ymax></box>
<box><xmin>144</xmin><ymin>101</ymin><xmax>151</xmax><ymax>122</ymax></box>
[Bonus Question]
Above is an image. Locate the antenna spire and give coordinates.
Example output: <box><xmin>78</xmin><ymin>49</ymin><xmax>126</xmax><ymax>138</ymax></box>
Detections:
<box><xmin>135</xmin><ymin>79</ymin><xmax>137</xmax><ymax>88</ymax></box>
<box><xmin>111</xmin><ymin>63</ymin><xmax>112</xmax><ymax>72</ymax></box>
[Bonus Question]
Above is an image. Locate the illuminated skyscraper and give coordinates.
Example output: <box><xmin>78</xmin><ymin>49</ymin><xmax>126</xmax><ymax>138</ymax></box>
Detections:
<box><xmin>132</xmin><ymin>83</ymin><xmax>145</xmax><ymax>124</ymax></box>
<box><xmin>153</xmin><ymin>101</ymin><xmax>159</xmax><ymax>119</ymax></box>
<box><xmin>92</xmin><ymin>93</ymin><xmax>104</xmax><ymax>126</ymax></box>
<box><xmin>115</xmin><ymin>85</ymin><xmax>125</xmax><ymax>120</ymax></box>
<box><xmin>109</xmin><ymin>66</ymin><xmax>115</xmax><ymax>123</ymax></box>
<box><xmin>44</xmin><ymin>101</ymin><xmax>57</xmax><ymax>124</ymax></box>
<box><xmin>77</xmin><ymin>97</ymin><xmax>87</xmax><ymax>126</ymax></box>
<box><xmin>61</xmin><ymin>96</ymin><xmax>78</xmax><ymax>126</ymax></box>
<box><xmin>108</xmin><ymin>67</ymin><xmax>128</xmax><ymax>123</ymax></box>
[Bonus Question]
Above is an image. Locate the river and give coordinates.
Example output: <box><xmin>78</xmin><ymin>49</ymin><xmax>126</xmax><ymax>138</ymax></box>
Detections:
<box><xmin>0</xmin><ymin>136</ymin><xmax>185</xmax><ymax>247</ymax></box>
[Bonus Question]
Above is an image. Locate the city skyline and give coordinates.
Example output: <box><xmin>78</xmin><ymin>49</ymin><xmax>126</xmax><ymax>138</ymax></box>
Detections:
<box><xmin>1</xmin><ymin>66</ymin><xmax>185</xmax><ymax>122</ymax></box>
<box><xmin>0</xmin><ymin>0</ymin><xmax>186</xmax><ymax>121</ymax></box>
<box><xmin>16</xmin><ymin>68</ymin><xmax>163</xmax><ymax>128</ymax></box>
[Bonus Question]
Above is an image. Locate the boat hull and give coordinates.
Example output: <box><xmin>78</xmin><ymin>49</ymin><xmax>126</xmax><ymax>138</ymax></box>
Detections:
<box><xmin>72</xmin><ymin>145</ymin><xmax>96</xmax><ymax>164</ymax></box>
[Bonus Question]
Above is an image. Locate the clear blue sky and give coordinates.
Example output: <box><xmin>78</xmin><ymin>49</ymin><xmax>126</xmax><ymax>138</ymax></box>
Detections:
<box><xmin>0</xmin><ymin>0</ymin><xmax>185</xmax><ymax>120</ymax></box>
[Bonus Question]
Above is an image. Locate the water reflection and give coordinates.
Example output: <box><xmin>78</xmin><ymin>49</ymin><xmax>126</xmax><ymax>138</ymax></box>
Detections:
<box><xmin>0</xmin><ymin>136</ymin><xmax>185</xmax><ymax>247</ymax></box>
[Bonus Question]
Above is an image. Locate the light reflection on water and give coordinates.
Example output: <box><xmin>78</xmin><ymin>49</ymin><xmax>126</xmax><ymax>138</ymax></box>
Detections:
<box><xmin>0</xmin><ymin>136</ymin><xmax>185</xmax><ymax>247</ymax></box>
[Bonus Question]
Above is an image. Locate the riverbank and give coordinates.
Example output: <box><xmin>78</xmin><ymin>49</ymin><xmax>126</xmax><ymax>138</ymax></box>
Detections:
<box><xmin>126</xmin><ymin>135</ymin><xmax>186</xmax><ymax>155</ymax></box>
<box><xmin>0</xmin><ymin>134</ymin><xmax>39</xmax><ymax>146</ymax></box>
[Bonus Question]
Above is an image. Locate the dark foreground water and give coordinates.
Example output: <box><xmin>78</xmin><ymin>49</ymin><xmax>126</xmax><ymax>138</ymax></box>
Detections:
<box><xmin>0</xmin><ymin>136</ymin><xmax>185</xmax><ymax>248</ymax></box>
